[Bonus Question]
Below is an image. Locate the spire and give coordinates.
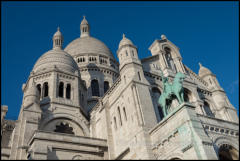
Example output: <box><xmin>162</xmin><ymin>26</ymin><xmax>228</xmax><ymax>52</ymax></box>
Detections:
<box><xmin>80</xmin><ymin>15</ymin><xmax>90</xmax><ymax>37</ymax></box>
<box><xmin>199</xmin><ymin>62</ymin><xmax>202</xmax><ymax>68</ymax></box>
<box><xmin>123</xmin><ymin>33</ymin><xmax>126</xmax><ymax>39</ymax></box>
<box><xmin>53</xmin><ymin>27</ymin><xmax>63</xmax><ymax>50</ymax></box>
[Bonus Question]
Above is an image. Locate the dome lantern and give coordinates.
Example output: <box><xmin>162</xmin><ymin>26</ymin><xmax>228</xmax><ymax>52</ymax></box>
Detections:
<box><xmin>80</xmin><ymin>16</ymin><xmax>90</xmax><ymax>38</ymax></box>
<box><xmin>53</xmin><ymin>27</ymin><xmax>63</xmax><ymax>50</ymax></box>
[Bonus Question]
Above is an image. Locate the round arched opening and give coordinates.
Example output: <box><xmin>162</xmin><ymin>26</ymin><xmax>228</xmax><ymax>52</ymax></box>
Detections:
<box><xmin>218</xmin><ymin>144</ymin><xmax>239</xmax><ymax>160</ymax></box>
<box><xmin>152</xmin><ymin>87</ymin><xmax>163</xmax><ymax>122</ymax></box>
<box><xmin>170</xmin><ymin>157</ymin><xmax>181</xmax><ymax>160</ymax></box>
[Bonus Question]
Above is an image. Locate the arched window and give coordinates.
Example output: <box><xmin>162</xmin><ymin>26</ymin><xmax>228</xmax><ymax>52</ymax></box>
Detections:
<box><xmin>54</xmin><ymin>122</ymin><xmax>74</xmax><ymax>135</ymax></box>
<box><xmin>184</xmin><ymin>89</ymin><xmax>190</xmax><ymax>103</ymax></box>
<box><xmin>165</xmin><ymin>47</ymin><xmax>176</xmax><ymax>73</ymax></box>
<box><xmin>91</xmin><ymin>79</ymin><xmax>100</xmax><ymax>97</ymax></box>
<box><xmin>114</xmin><ymin>117</ymin><xmax>117</xmax><ymax>130</ymax></box>
<box><xmin>123</xmin><ymin>107</ymin><xmax>127</xmax><ymax>121</ymax></box>
<box><xmin>152</xmin><ymin>87</ymin><xmax>162</xmax><ymax>122</ymax></box>
<box><xmin>158</xmin><ymin>105</ymin><xmax>164</xmax><ymax>119</ymax></box>
<box><xmin>132</xmin><ymin>50</ymin><xmax>134</xmax><ymax>56</ymax></box>
<box><xmin>203</xmin><ymin>101</ymin><xmax>215</xmax><ymax>117</ymax></box>
<box><xmin>126</xmin><ymin>50</ymin><xmax>128</xmax><ymax>56</ymax></box>
<box><xmin>43</xmin><ymin>82</ymin><xmax>48</xmax><ymax>97</ymax></box>
<box><xmin>82</xmin><ymin>80</ymin><xmax>86</xmax><ymax>87</ymax></box>
<box><xmin>36</xmin><ymin>84</ymin><xmax>41</xmax><ymax>98</ymax></box>
<box><xmin>66</xmin><ymin>84</ymin><xmax>71</xmax><ymax>99</ymax></box>
<box><xmin>138</xmin><ymin>72</ymin><xmax>141</xmax><ymax>81</ymax></box>
<box><xmin>104</xmin><ymin>81</ymin><xmax>109</xmax><ymax>94</ymax></box>
<box><xmin>170</xmin><ymin>157</ymin><xmax>182</xmax><ymax>160</ymax></box>
<box><xmin>59</xmin><ymin>82</ymin><xmax>64</xmax><ymax>98</ymax></box>
<box><xmin>118</xmin><ymin>106</ymin><xmax>122</xmax><ymax>126</ymax></box>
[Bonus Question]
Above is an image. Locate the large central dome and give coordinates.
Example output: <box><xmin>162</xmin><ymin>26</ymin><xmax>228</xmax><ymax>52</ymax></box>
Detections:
<box><xmin>64</xmin><ymin>16</ymin><xmax>114</xmax><ymax>59</ymax></box>
<box><xmin>64</xmin><ymin>36</ymin><xmax>114</xmax><ymax>59</ymax></box>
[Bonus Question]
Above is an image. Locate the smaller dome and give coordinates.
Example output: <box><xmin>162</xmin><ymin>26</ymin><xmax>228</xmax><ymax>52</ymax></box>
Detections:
<box><xmin>53</xmin><ymin>27</ymin><xmax>62</xmax><ymax>37</ymax></box>
<box><xmin>198</xmin><ymin>63</ymin><xmax>212</xmax><ymax>77</ymax></box>
<box><xmin>33</xmin><ymin>28</ymin><xmax>79</xmax><ymax>75</ymax></box>
<box><xmin>118</xmin><ymin>34</ymin><xmax>134</xmax><ymax>49</ymax></box>
<box><xmin>33</xmin><ymin>49</ymin><xmax>79</xmax><ymax>74</ymax></box>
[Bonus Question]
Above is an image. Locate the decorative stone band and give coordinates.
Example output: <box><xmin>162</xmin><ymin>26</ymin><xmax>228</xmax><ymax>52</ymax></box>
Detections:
<box><xmin>144</xmin><ymin>71</ymin><xmax>162</xmax><ymax>81</ymax></box>
<box><xmin>202</xmin><ymin>141</ymin><xmax>213</xmax><ymax>146</ymax></box>
<box><xmin>203</xmin><ymin>124</ymin><xmax>239</xmax><ymax>137</ymax></box>
<box><xmin>184</xmin><ymin>65</ymin><xmax>208</xmax><ymax>87</ymax></box>
<box><xmin>181</xmin><ymin>143</ymin><xmax>193</xmax><ymax>153</ymax></box>
<box><xmin>79</xmin><ymin>66</ymin><xmax>119</xmax><ymax>77</ymax></box>
<box><xmin>152</xmin><ymin>129</ymin><xmax>178</xmax><ymax>150</ymax></box>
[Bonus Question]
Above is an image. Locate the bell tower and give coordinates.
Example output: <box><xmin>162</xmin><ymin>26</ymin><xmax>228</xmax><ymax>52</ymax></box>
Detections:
<box><xmin>149</xmin><ymin>35</ymin><xmax>186</xmax><ymax>76</ymax></box>
<box><xmin>117</xmin><ymin>34</ymin><xmax>148</xmax><ymax>84</ymax></box>
<box><xmin>198</xmin><ymin>63</ymin><xmax>238</xmax><ymax>123</ymax></box>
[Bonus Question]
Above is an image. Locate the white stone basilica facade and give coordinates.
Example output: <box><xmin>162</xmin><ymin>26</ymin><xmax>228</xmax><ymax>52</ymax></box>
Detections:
<box><xmin>1</xmin><ymin>17</ymin><xmax>239</xmax><ymax>160</ymax></box>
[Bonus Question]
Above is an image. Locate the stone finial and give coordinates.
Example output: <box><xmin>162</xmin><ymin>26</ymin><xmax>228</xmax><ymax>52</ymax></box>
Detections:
<box><xmin>123</xmin><ymin>33</ymin><xmax>126</xmax><ymax>39</ymax></box>
<box><xmin>199</xmin><ymin>62</ymin><xmax>202</xmax><ymax>68</ymax></box>
<box><xmin>161</xmin><ymin>34</ymin><xmax>167</xmax><ymax>40</ymax></box>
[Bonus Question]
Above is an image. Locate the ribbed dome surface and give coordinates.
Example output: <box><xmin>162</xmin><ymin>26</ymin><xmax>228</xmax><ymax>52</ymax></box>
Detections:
<box><xmin>64</xmin><ymin>36</ymin><xmax>114</xmax><ymax>58</ymax></box>
<box><xmin>53</xmin><ymin>29</ymin><xmax>62</xmax><ymax>37</ymax></box>
<box><xmin>33</xmin><ymin>49</ymin><xmax>79</xmax><ymax>74</ymax></box>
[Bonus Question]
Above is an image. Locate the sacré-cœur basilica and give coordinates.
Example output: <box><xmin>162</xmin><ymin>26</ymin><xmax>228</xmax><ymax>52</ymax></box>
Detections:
<box><xmin>1</xmin><ymin>16</ymin><xmax>239</xmax><ymax>160</ymax></box>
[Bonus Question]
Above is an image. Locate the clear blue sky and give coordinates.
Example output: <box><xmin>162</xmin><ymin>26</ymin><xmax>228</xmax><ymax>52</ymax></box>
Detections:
<box><xmin>1</xmin><ymin>1</ymin><xmax>239</xmax><ymax>120</ymax></box>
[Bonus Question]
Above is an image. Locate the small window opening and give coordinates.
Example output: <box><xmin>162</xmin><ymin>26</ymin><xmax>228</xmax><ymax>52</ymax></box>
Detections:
<box><xmin>59</xmin><ymin>82</ymin><xmax>64</xmax><ymax>98</ymax></box>
<box><xmin>138</xmin><ymin>72</ymin><xmax>141</xmax><ymax>81</ymax></box>
<box><xmin>118</xmin><ymin>107</ymin><xmax>122</xmax><ymax>126</ymax></box>
<box><xmin>43</xmin><ymin>82</ymin><xmax>48</xmax><ymax>97</ymax></box>
<box><xmin>104</xmin><ymin>81</ymin><xmax>110</xmax><ymax>94</ymax></box>
<box><xmin>123</xmin><ymin>107</ymin><xmax>127</xmax><ymax>121</ymax></box>
<box><xmin>66</xmin><ymin>84</ymin><xmax>71</xmax><ymax>99</ymax></box>
<box><xmin>114</xmin><ymin>117</ymin><xmax>117</xmax><ymax>130</ymax></box>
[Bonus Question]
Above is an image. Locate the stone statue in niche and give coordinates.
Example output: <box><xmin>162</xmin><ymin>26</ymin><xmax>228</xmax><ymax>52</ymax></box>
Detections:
<box><xmin>158</xmin><ymin>71</ymin><xmax>186</xmax><ymax>117</ymax></box>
